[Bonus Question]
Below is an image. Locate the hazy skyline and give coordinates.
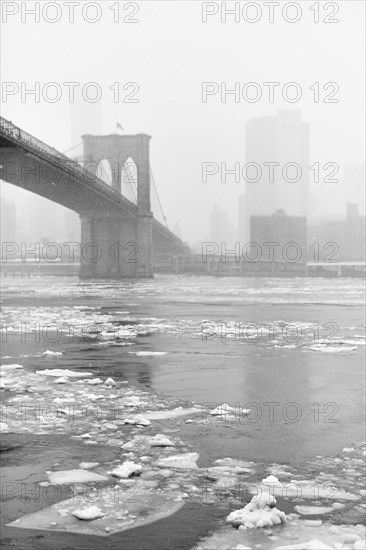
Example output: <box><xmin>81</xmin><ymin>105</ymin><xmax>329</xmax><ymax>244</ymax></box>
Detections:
<box><xmin>1</xmin><ymin>1</ymin><xmax>365</xmax><ymax>243</ymax></box>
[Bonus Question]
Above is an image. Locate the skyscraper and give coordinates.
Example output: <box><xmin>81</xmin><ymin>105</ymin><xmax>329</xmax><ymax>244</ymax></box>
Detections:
<box><xmin>242</xmin><ymin>111</ymin><xmax>310</xmax><ymax>243</ymax></box>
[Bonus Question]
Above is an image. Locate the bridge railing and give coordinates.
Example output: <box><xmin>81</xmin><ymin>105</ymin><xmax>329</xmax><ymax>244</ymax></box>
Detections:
<box><xmin>0</xmin><ymin>116</ymin><xmax>68</xmax><ymax>162</ymax></box>
<box><xmin>0</xmin><ymin>116</ymin><xmax>132</xmax><ymax>203</ymax></box>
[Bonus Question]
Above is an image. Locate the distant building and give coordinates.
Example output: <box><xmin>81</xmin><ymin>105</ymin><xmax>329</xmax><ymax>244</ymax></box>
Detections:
<box><xmin>250</xmin><ymin>209</ymin><xmax>307</xmax><ymax>263</ymax></box>
<box><xmin>307</xmin><ymin>202</ymin><xmax>365</xmax><ymax>262</ymax></box>
<box><xmin>344</xmin><ymin>163</ymin><xmax>365</xmax><ymax>215</ymax></box>
<box><xmin>209</xmin><ymin>204</ymin><xmax>232</xmax><ymax>243</ymax></box>
<box><xmin>0</xmin><ymin>198</ymin><xmax>17</xmax><ymax>242</ymax></box>
<box><xmin>238</xmin><ymin>194</ymin><xmax>246</xmax><ymax>245</ymax></box>
<box><xmin>345</xmin><ymin>203</ymin><xmax>365</xmax><ymax>261</ymax></box>
<box><xmin>243</xmin><ymin>110</ymin><xmax>310</xmax><ymax>243</ymax></box>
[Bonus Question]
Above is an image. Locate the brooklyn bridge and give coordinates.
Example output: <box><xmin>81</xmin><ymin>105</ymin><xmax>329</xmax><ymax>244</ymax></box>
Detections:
<box><xmin>0</xmin><ymin>116</ymin><xmax>190</xmax><ymax>278</ymax></box>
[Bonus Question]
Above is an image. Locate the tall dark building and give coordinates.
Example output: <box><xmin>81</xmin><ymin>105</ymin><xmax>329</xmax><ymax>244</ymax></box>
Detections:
<box><xmin>250</xmin><ymin>209</ymin><xmax>307</xmax><ymax>263</ymax></box>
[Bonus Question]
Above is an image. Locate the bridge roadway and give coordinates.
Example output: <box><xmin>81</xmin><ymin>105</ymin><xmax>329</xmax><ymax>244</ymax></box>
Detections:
<box><xmin>0</xmin><ymin>116</ymin><xmax>190</xmax><ymax>278</ymax></box>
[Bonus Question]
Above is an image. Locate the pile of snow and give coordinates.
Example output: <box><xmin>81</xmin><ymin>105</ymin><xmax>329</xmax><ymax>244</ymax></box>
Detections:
<box><xmin>226</xmin><ymin>493</ymin><xmax>286</xmax><ymax>529</ymax></box>
<box><xmin>111</xmin><ymin>461</ymin><xmax>142</xmax><ymax>479</ymax></box>
<box><xmin>262</xmin><ymin>474</ymin><xmax>282</xmax><ymax>485</ymax></box>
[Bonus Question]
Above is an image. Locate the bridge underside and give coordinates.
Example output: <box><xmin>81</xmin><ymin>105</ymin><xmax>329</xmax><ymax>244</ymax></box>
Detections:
<box><xmin>0</xmin><ymin>138</ymin><xmax>190</xmax><ymax>278</ymax></box>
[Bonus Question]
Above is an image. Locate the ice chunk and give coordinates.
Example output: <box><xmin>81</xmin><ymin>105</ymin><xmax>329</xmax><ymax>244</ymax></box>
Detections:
<box><xmin>111</xmin><ymin>461</ymin><xmax>142</xmax><ymax>479</ymax></box>
<box><xmin>42</xmin><ymin>350</ymin><xmax>62</xmax><ymax>356</ymax></box>
<box><xmin>87</xmin><ymin>378</ymin><xmax>103</xmax><ymax>385</ymax></box>
<box><xmin>104</xmin><ymin>378</ymin><xmax>116</xmax><ymax>386</ymax></box>
<box><xmin>79</xmin><ymin>462</ymin><xmax>99</xmax><ymax>469</ymax></box>
<box><xmin>227</xmin><ymin>493</ymin><xmax>286</xmax><ymax>529</ymax></box>
<box><xmin>47</xmin><ymin>469</ymin><xmax>108</xmax><ymax>484</ymax></box>
<box><xmin>144</xmin><ymin>407</ymin><xmax>200</xmax><ymax>420</ymax></box>
<box><xmin>132</xmin><ymin>351</ymin><xmax>167</xmax><ymax>356</ymax></box>
<box><xmin>72</xmin><ymin>506</ymin><xmax>104</xmax><ymax>520</ymax></box>
<box><xmin>294</xmin><ymin>505</ymin><xmax>333</xmax><ymax>515</ymax></box>
<box><xmin>0</xmin><ymin>422</ymin><xmax>10</xmax><ymax>433</ymax></box>
<box><xmin>36</xmin><ymin>369</ymin><xmax>92</xmax><ymax>378</ymax></box>
<box><xmin>156</xmin><ymin>452</ymin><xmax>199</xmax><ymax>470</ymax></box>
<box><xmin>0</xmin><ymin>364</ymin><xmax>23</xmax><ymax>370</ymax></box>
<box><xmin>274</xmin><ymin>541</ymin><xmax>334</xmax><ymax>550</ymax></box>
<box><xmin>209</xmin><ymin>403</ymin><xmax>250</xmax><ymax>416</ymax></box>
<box><xmin>249</xmin><ymin>483</ymin><xmax>358</xmax><ymax>501</ymax></box>
<box><xmin>54</xmin><ymin>377</ymin><xmax>67</xmax><ymax>384</ymax></box>
<box><xmin>262</xmin><ymin>474</ymin><xmax>281</xmax><ymax>485</ymax></box>
<box><xmin>149</xmin><ymin>434</ymin><xmax>175</xmax><ymax>447</ymax></box>
<box><xmin>304</xmin><ymin>519</ymin><xmax>322</xmax><ymax>526</ymax></box>
<box><xmin>124</xmin><ymin>415</ymin><xmax>151</xmax><ymax>427</ymax></box>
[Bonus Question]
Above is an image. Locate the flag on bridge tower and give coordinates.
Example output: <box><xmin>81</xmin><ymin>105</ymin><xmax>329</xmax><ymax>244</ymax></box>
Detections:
<box><xmin>116</xmin><ymin>122</ymin><xmax>124</xmax><ymax>133</ymax></box>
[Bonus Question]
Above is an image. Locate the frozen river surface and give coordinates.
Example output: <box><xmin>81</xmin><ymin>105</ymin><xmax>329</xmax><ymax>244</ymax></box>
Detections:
<box><xmin>1</xmin><ymin>276</ymin><xmax>365</xmax><ymax>549</ymax></box>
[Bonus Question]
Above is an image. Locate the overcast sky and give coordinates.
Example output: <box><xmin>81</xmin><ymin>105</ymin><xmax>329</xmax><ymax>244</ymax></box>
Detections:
<box><xmin>1</xmin><ymin>1</ymin><xmax>365</xmax><ymax>242</ymax></box>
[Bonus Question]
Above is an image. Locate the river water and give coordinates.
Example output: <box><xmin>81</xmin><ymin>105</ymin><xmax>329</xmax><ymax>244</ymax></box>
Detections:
<box><xmin>1</xmin><ymin>275</ymin><xmax>365</xmax><ymax>549</ymax></box>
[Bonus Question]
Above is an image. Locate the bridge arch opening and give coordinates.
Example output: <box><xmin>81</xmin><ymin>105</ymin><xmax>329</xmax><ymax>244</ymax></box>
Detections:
<box><xmin>96</xmin><ymin>158</ymin><xmax>113</xmax><ymax>186</ymax></box>
<box><xmin>121</xmin><ymin>157</ymin><xmax>138</xmax><ymax>205</ymax></box>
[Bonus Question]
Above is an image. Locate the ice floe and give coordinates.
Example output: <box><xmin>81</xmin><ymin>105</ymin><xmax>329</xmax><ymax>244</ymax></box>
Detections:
<box><xmin>143</xmin><ymin>407</ymin><xmax>201</xmax><ymax>420</ymax></box>
<box><xmin>36</xmin><ymin>369</ymin><xmax>92</xmax><ymax>378</ymax></box>
<box><xmin>111</xmin><ymin>461</ymin><xmax>143</xmax><ymax>479</ymax></box>
<box><xmin>130</xmin><ymin>351</ymin><xmax>167</xmax><ymax>356</ymax></box>
<box><xmin>209</xmin><ymin>403</ymin><xmax>250</xmax><ymax>417</ymax></box>
<box><xmin>294</xmin><ymin>505</ymin><xmax>334</xmax><ymax>515</ymax></box>
<box><xmin>0</xmin><ymin>363</ymin><xmax>23</xmax><ymax>371</ymax></box>
<box><xmin>156</xmin><ymin>452</ymin><xmax>199</xmax><ymax>470</ymax></box>
<box><xmin>305</xmin><ymin>343</ymin><xmax>358</xmax><ymax>354</ymax></box>
<box><xmin>274</xmin><ymin>540</ymin><xmax>333</xmax><ymax>549</ymax></box>
<box><xmin>47</xmin><ymin>469</ymin><xmax>108</xmax><ymax>484</ymax></box>
<box><xmin>8</xmin><ymin>486</ymin><xmax>186</xmax><ymax>536</ymax></box>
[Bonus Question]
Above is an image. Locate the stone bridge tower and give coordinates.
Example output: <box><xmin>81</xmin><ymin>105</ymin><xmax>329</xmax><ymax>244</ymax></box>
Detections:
<box><xmin>79</xmin><ymin>133</ymin><xmax>153</xmax><ymax>278</ymax></box>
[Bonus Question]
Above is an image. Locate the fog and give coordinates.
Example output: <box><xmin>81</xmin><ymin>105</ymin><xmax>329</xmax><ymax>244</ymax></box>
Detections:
<box><xmin>1</xmin><ymin>1</ymin><xmax>365</xmax><ymax>244</ymax></box>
